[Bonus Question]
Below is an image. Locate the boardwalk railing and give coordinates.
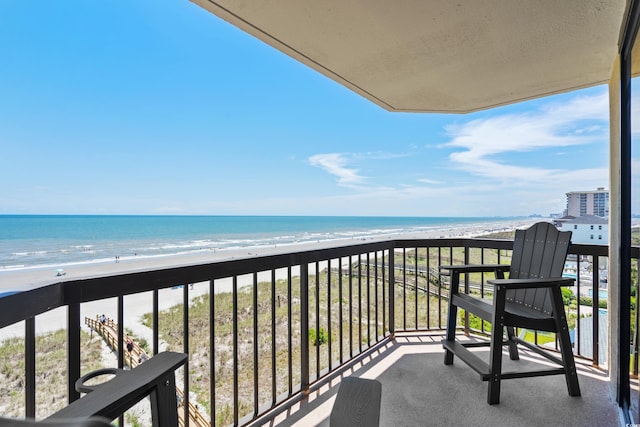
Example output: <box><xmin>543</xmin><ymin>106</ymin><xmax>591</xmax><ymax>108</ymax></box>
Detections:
<box><xmin>0</xmin><ymin>237</ymin><xmax>637</xmax><ymax>426</ymax></box>
<box><xmin>85</xmin><ymin>316</ymin><xmax>210</xmax><ymax>427</ymax></box>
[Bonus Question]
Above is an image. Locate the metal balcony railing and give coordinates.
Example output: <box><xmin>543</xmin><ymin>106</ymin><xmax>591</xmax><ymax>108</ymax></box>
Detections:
<box><xmin>0</xmin><ymin>238</ymin><xmax>637</xmax><ymax>426</ymax></box>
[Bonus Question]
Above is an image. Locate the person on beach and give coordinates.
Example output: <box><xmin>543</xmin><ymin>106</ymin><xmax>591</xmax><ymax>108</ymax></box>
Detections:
<box><xmin>99</xmin><ymin>314</ymin><xmax>106</xmax><ymax>324</ymax></box>
<box><xmin>138</xmin><ymin>353</ymin><xmax>149</xmax><ymax>364</ymax></box>
<box><xmin>126</xmin><ymin>338</ymin><xmax>133</xmax><ymax>353</ymax></box>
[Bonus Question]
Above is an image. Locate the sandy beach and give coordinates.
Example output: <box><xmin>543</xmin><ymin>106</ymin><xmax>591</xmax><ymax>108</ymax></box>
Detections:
<box><xmin>0</xmin><ymin>218</ymin><xmax>540</xmax><ymax>342</ymax></box>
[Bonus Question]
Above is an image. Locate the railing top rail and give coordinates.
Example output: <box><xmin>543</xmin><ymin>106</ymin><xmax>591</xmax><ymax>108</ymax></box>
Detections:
<box><xmin>394</xmin><ymin>237</ymin><xmax>514</xmax><ymax>250</ymax></box>
<box><xmin>0</xmin><ymin>238</ymin><xmax>633</xmax><ymax>329</ymax></box>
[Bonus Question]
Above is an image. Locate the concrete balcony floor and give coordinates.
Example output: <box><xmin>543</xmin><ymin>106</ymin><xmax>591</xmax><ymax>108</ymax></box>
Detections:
<box><xmin>266</xmin><ymin>332</ymin><xmax>621</xmax><ymax>427</ymax></box>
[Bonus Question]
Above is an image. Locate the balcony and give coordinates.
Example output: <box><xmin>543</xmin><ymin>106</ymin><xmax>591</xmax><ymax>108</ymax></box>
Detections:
<box><xmin>273</xmin><ymin>333</ymin><xmax>617</xmax><ymax>427</ymax></box>
<box><xmin>0</xmin><ymin>236</ymin><xmax>636</xmax><ymax>426</ymax></box>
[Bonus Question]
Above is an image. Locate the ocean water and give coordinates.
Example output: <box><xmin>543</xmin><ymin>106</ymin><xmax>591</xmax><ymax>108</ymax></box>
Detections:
<box><xmin>0</xmin><ymin>215</ymin><xmax>520</xmax><ymax>270</ymax></box>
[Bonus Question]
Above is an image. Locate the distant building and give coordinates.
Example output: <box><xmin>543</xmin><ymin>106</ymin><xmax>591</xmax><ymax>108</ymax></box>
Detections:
<box><xmin>556</xmin><ymin>215</ymin><xmax>608</xmax><ymax>245</ymax></box>
<box><xmin>564</xmin><ymin>187</ymin><xmax>609</xmax><ymax>218</ymax></box>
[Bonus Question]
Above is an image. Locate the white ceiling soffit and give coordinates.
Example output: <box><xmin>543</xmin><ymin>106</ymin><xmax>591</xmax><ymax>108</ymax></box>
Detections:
<box><xmin>190</xmin><ymin>0</ymin><xmax>627</xmax><ymax>114</ymax></box>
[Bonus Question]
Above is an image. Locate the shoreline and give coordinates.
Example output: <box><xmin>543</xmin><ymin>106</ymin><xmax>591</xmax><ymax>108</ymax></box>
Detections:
<box><xmin>0</xmin><ymin>218</ymin><xmax>539</xmax><ymax>291</ymax></box>
<box><xmin>0</xmin><ymin>219</ymin><xmax>540</xmax><ymax>341</ymax></box>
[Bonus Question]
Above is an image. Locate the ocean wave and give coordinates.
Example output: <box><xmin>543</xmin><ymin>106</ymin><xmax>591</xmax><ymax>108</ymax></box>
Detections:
<box><xmin>0</xmin><ymin>216</ymin><xmax>532</xmax><ymax>270</ymax></box>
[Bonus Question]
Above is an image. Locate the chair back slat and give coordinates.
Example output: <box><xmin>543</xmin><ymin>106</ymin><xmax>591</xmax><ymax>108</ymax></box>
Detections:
<box><xmin>505</xmin><ymin>222</ymin><xmax>571</xmax><ymax>315</ymax></box>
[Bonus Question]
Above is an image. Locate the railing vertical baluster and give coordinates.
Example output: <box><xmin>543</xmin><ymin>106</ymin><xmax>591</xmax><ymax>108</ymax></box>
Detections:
<box><xmin>25</xmin><ymin>316</ymin><xmax>36</xmax><ymax>418</ymax></box>
<box><xmin>389</xmin><ymin>248</ymin><xmax>395</xmax><ymax>335</ymax></box>
<box><xmin>414</xmin><ymin>248</ymin><xmax>418</xmax><ymax>330</ymax></box>
<box><xmin>183</xmin><ymin>283</ymin><xmax>190</xmax><ymax>427</ymax></box>
<box><xmin>382</xmin><ymin>250</ymin><xmax>387</xmax><ymax>335</ymax></box>
<box><xmin>152</xmin><ymin>289</ymin><xmax>159</xmax><ymax>355</ymax></box>
<box><xmin>463</xmin><ymin>246</ymin><xmax>469</xmax><ymax>335</ymax></box>
<box><xmin>426</xmin><ymin>247</ymin><xmax>431</xmax><ymax>329</ymax></box>
<box><xmin>449</xmin><ymin>246</ymin><xmax>454</xmax><ymax>333</ymax></box>
<box><xmin>271</xmin><ymin>269</ymin><xmax>276</xmax><ymax>405</ymax></box>
<box><xmin>374</xmin><ymin>251</ymin><xmax>379</xmax><ymax>341</ymax></box>
<box><xmin>233</xmin><ymin>275</ymin><xmax>239</xmax><ymax>426</ymax></box>
<box><xmin>338</xmin><ymin>257</ymin><xmax>344</xmax><ymax>364</ymax></box>
<box><xmin>481</xmin><ymin>248</ymin><xmax>485</xmax><ymax>297</ymax></box>
<box><xmin>481</xmin><ymin>248</ymin><xmax>486</xmax><ymax>335</ymax></box>
<box><xmin>300</xmin><ymin>263</ymin><xmax>310</xmax><ymax>393</ymax></box>
<box><xmin>67</xmin><ymin>303</ymin><xmax>81</xmax><ymax>404</ymax></box>
<box><xmin>253</xmin><ymin>272</ymin><xmax>259</xmax><ymax>416</ymax></box>
<box><xmin>358</xmin><ymin>254</ymin><xmax>362</xmax><ymax>353</ymax></box>
<box><xmin>209</xmin><ymin>279</ymin><xmax>216</xmax><ymax>426</ymax></box>
<box><xmin>574</xmin><ymin>257</ymin><xmax>582</xmax><ymax>352</ymax></box>
<box><xmin>348</xmin><ymin>256</ymin><xmax>353</xmax><ymax>357</ymax></box>
<box><xmin>315</xmin><ymin>263</ymin><xmax>320</xmax><ymax>378</ymax></box>
<box><xmin>402</xmin><ymin>248</ymin><xmax>406</xmax><ymax>331</ymax></box>
<box><xmin>437</xmin><ymin>247</ymin><xmax>442</xmax><ymax>328</ymax></box>
<box><xmin>592</xmin><ymin>256</ymin><xmax>600</xmax><ymax>366</ymax></box>
<box><xmin>634</xmin><ymin>258</ymin><xmax>640</xmax><ymax>376</ymax></box>
<box><xmin>327</xmin><ymin>259</ymin><xmax>332</xmax><ymax>370</ymax></box>
<box><xmin>287</xmin><ymin>266</ymin><xmax>293</xmax><ymax>396</ymax></box>
<box><xmin>117</xmin><ymin>296</ymin><xmax>124</xmax><ymax>427</ymax></box>
<box><xmin>367</xmin><ymin>252</ymin><xmax>371</xmax><ymax>346</ymax></box>
<box><xmin>118</xmin><ymin>296</ymin><xmax>124</xmax><ymax>369</ymax></box>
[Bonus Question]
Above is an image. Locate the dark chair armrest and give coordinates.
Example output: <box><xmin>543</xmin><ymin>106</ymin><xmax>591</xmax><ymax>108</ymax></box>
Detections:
<box><xmin>0</xmin><ymin>417</ymin><xmax>113</xmax><ymax>427</ymax></box>
<box><xmin>439</xmin><ymin>264</ymin><xmax>510</xmax><ymax>275</ymax></box>
<box><xmin>47</xmin><ymin>352</ymin><xmax>187</xmax><ymax>424</ymax></box>
<box><xmin>487</xmin><ymin>277</ymin><xmax>575</xmax><ymax>289</ymax></box>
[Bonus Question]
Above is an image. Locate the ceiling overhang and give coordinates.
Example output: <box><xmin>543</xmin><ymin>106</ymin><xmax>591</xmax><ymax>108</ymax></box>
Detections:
<box><xmin>190</xmin><ymin>0</ymin><xmax>628</xmax><ymax>113</ymax></box>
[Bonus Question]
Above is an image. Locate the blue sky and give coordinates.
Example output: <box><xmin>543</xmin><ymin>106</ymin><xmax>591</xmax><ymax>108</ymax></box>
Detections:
<box><xmin>0</xmin><ymin>1</ymin><xmax>637</xmax><ymax>217</ymax></box>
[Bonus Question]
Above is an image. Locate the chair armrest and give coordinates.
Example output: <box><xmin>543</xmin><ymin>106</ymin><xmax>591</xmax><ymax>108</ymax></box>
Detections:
<box><xmin>47</xmin><ymin>352</ymin><xmax>187</xmax><ymax>423</ymax></box>
<box><xmin>487</xmin><ymin>277</ymin><xmax>575</xmax><ymax>289</ymax></box>
<box><xmin>439</xmin><ymin>264</ymin><xmax>510</xmax><ymax>275</ymax></box>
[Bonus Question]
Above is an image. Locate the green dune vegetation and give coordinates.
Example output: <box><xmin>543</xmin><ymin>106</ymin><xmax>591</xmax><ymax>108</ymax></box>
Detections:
<box><xmin>0</xmin><ymin>329</ymin><xmax>103</xmax><ymax>419</ymax></box>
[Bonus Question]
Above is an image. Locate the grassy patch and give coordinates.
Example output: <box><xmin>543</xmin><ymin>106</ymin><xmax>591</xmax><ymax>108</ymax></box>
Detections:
<box><xmin>0</xmin><ymin>329</ymin><xmax>103</xmax><ymax>418</ymax></box>
<box><xmin>520</xmin><ymin>330</ymin><xmax>556</xmax><ymax>345</ymax></box>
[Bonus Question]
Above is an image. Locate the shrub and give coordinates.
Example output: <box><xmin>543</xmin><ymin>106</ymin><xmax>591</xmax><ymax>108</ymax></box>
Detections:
<box><xmin>309</xmin><ymin>327</ymin><xmax>329</xmax><ymax>346</ymax></box>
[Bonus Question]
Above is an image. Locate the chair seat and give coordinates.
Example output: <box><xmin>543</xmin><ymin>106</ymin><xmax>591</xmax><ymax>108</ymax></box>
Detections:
<box><xmin>451</xmin><ymin>293</ymin><xmax>557</xmax><ymax>332</ymax></box>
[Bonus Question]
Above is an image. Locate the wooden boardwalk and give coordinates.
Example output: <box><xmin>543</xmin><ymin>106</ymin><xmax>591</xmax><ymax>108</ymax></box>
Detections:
<box><xmin>85</xmin><ymin>315</ymin><xmax>210</xmax><ymax>427</ymax></box>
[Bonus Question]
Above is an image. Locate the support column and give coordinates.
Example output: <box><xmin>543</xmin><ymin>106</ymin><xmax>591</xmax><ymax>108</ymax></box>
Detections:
<box><xmin>608</xmin><ymin>55</ymin><xmax>622</xmax><ymax>402</ymax></box>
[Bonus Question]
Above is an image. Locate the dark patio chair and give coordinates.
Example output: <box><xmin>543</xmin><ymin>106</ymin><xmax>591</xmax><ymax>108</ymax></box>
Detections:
<box><xmin>440</xmin><ymin>221</ymin><xmax>581</xmax><ymax>404</ymax></box>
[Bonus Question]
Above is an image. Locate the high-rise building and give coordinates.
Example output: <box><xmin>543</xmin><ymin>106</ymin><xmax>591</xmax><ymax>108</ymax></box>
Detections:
<box><xmin>565</xmin><ymin>187</ymin><xmax>609</xmax><ymax>218</ymax></box>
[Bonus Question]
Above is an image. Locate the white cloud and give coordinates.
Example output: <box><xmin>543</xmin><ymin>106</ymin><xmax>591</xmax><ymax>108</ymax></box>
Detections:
<box><xmin>417</xmin><ymin>178</ymin><xmax>444</xmax><ymax>185</ymax></box>
<box><xmin>541</xmin><ymin>91</ymin><xmax>609</xmax><ymax>121</ymax></box>
<box><xmin>301</xmin><ymin>90</ymin><xmax>637</xmax><ymax>216</ymax></box>
<box><xmin>444</xmin><ymin>91</ymin><xmax>609</xmax><ymax>182</ymax></box>
<box><xmin>308</xmin><ymin>150</ymin><xmax>413</xmax><ymax>188</ymax></box>
<box><xmin>308</xmin><ymin>153</ymin><xmax>364</xmax><ymax>187</ymax></box>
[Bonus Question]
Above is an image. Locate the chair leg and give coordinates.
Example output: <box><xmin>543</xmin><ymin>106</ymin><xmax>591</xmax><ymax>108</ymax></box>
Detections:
<box><xmin>506</xmin><ymin>327</ymin><xmax>519</xmax><ymax>360</ymax></box>
<box><xmin>444</xmin><ymin>272</ymin><xmax>460</xmax><ymax>365</ymax></box>
<box><xmin>488</xmin><ymin>286</ymin><xmax>507</xmax><ymax>405</ymax></box>
<box><xmin>550</xmin><ymin>287</ymin><xmax>581</xmax><ymax>397</ymax></box>
<box><xmin>444</xmin><ymin>304</ymin><xmax>457</xmax><ymax>365</ymax></box>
